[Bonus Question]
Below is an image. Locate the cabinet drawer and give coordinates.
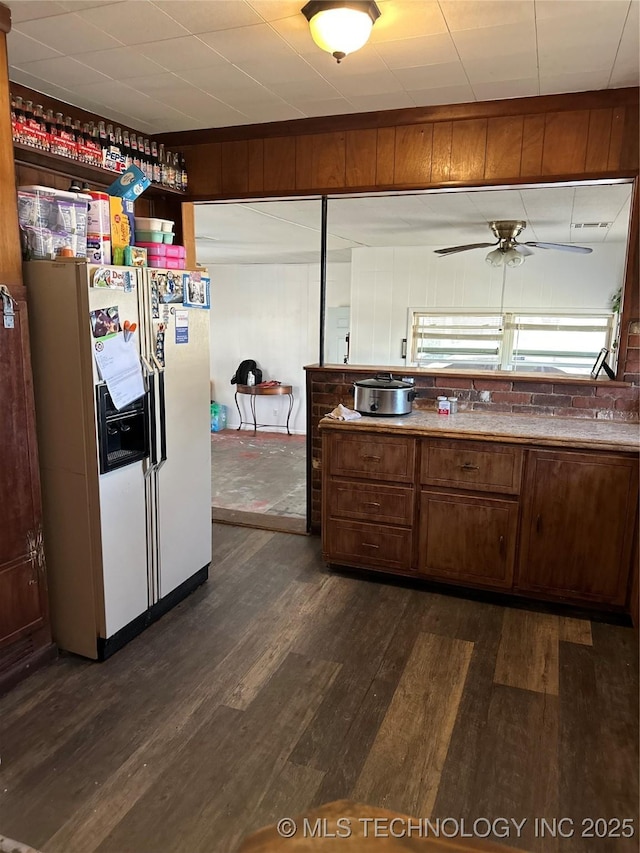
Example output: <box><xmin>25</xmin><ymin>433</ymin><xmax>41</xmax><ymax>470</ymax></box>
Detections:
<box><xmin>327</xmin><ymin>433</ymin><xmax>415</xmax><ymax>482</ymax></box>
<box><xmin>327</xmin><ymin>481</ymin><xmax>414</xmax><ymax>525</ymax></box>
<box><xmin>421</xmin><ymin>439</ymin><xmax>523</xmax><ymax>494</ymax></box>
<box><xmin>324</xmin><ymin>519</ymin><xmax>413</xmax><ymax>572</ymax></box>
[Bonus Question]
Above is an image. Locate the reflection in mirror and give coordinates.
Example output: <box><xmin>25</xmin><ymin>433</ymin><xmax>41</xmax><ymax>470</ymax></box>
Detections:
<box><xmin>325</xmin><ymin>182</ymin><xmax>633</xmax><ymax>376</ymax></box>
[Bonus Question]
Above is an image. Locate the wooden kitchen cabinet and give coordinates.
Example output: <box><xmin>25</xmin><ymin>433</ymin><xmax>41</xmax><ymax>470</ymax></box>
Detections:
<box><xmin>322</xmin><ymin>432</ymin><xmax>416</xmax><ymax>573</ymax></box>
<box><xmin>0</xmin><ymin>289</ymin><xmax>52</xmax><ymax>691</ymax></box>
<box><xmin>418</xmin><ymin>491</ymin><xmax>518</xmax><ymax>589</ymax></box>
<box><xmin>517</xmin><ymin>449</ymin><xmax>638</xmax><ymax>605</ymax></box>
<box><xmin>321</xmin><ymin>425</ymin><xmax>639</xmax><ymax>616</ymax></box>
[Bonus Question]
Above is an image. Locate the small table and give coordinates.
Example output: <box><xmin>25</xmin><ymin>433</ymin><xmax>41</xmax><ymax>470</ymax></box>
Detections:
<box><xmin>235</xmin><ymin>384</ymin><xmax>294</xmax><ymax>435</ymax></box>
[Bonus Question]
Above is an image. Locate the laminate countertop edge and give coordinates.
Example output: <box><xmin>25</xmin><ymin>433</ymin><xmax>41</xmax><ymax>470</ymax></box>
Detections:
<box><xmin>319</xmin><ymin>412</ymin><xmax>640</xmax><ymax>455</ymax></box>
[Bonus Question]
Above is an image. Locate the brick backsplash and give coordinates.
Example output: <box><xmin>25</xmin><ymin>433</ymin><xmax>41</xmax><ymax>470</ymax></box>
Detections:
<box><xmin>305</xmin><ymin>366</ymin><xmax>639</xmax><ymax>531</ymax></box>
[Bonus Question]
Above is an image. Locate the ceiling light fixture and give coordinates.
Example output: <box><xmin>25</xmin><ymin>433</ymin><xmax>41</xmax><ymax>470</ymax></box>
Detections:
<box><xmin>301</xmin><ymin>1</ymin><xmax>381</xmax><ymax>63</ymax></box>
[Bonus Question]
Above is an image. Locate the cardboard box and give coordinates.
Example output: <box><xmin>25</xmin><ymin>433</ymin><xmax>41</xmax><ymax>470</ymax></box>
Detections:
<box><xmin>109</xmin><ymin>196</ymin><xmax>135</xmax><ymax>265</ymax></box>
<box><xmin>107</xmin><ymin>164</ymin><xmax>150</xmax><ymax>201</ymax></box>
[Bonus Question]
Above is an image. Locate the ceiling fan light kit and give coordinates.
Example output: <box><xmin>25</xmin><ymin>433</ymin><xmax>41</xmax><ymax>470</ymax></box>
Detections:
<box><xmin>435</xmin><ymin>220</ymin><xmax>593</xmax><ymax>264</ymax></box>
<box><xmin>301</xmin><ymin>0</ymin><xmax>381</xmax><ymax>63</ymax></box>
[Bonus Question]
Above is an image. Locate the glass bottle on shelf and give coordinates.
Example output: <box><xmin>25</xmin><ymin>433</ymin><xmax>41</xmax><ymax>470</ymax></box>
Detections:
<box><xmin>151</xmin><ymin>140</ymin><xmax>161</xmax><ymax>184</ymax></box>
<box><xmin>137</xmin><ymin>136</ymin><xmax>146</xmax><ymax>176</ymax></box>
<box><xmin>144</xmin><ymin>138</ymin><xmax>152</xmax><ymax>181</ymax></box>
<box><xmin>44</xmin><ymin>109</ymin><xmax>55</xmax><ymax>151</ymax></box>
<box><xmin>73</xmin><ymin>119</ymin><xmax>84</xmax><ymax>159</ymax></box>
<box><xmin>180</xmin><ymin>152</ymin><xmax>188</xmax><ymax>192</ymax></box>
<box><xmin>23</xmin><ymin>100</ymin><xmax>34</xmax><ymax>146</ymax></box>
<box><xmin>158</xmin><ymin>143</ymin><xmax>167</xmax><ymax>185</ymax></box>
<box><xmin>64</xmin><ymin>117</ymin><xmax>77</xmax><ymax>159</ymax></box>
<box><xmin>33</xmin><ymin>105</ymin><xmax>47</xmax><ymax>149</ymax></box>
<box><xmin>13</xmin><ymin>95</ymin><xmax>24</xmax><ymax>144</ymax></box>
<box><xmin>106</xmin><ymin>123</ymin><xmax>114</xmax><ymax>145</ymax></box>
<box><xmin>166</xmin><ymin>149</ymin><xmax>175</xmax><ymax>188</ymax></box>
<box><xmin>131</xmin><ymin>132</ymin><xmax>140</xmax><ymax>169</ymax></box>
<box><xmin>122</xmin><ymin>130</ymin><xmax>132</xmax><ymax>169</ymax></box>
<box><xmin>172</xmin><ymin>152</ymin><xmax>180</xmax><ymax>191</ymax></box>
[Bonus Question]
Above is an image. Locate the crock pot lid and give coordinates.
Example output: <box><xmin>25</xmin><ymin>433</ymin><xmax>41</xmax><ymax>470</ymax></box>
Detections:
<box><xmin>354</xmin><ymin>375</ymin><xmax>412</xmax><ymax>388</ymax></box>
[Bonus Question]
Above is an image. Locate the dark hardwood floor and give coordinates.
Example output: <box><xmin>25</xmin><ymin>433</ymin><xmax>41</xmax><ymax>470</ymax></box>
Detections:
<box><xmin>0</xmin><ymin>525</ymin><xmax>637</xmax><ymax>853</ymax></box>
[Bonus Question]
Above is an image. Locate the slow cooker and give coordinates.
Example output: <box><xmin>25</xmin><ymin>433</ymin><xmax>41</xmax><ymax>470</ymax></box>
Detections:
<box><xmin>353</xmin><ymin>373</ymin><xmax>418</xmax><ymax>416</ymax></box>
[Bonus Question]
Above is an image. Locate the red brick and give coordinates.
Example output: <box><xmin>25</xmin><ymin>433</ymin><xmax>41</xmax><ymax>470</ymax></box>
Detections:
<box><xmin>531</xmin><ymin>394</ymin><xmax>572</xmax><ymax>407</ymax></box>
<box><xmin>554</xmin><ymin>384</ymin><xmax>595</xmax><ymax>396</ymax></box>
<box><xmin>471</xmin><ymin>402</ymin><xmax>513</xmax><ymax>412</ymax></box>
<box><xmin>595</xmin><ymin>385</ymin><xmax>638</xmax><ymax>397</ymax></box>
<box><xmin>512</xmin><ymin>405</ymin><xmax>555</xmax><ymax>416</ymax></box>
<box><xmin>571</xmin><ymin>396</ymin><xmax>604</xmax><ymax>409</ymax></box>
<box><xmin>473</xmin><ymin>379</ymin><xmax>512</xmax><ymax>391</ymax></box>
<box><xmin>553</xmin><ymin>407</ymin><xmax>598</xmax><ymax>419</ymax></box>
<box><xmin>492</xmin><ymin>391</ymin><xmax>532</xmax><ymax>404</ymax></box>
<box><xmin>414</xmin><ymin>377</ymin><xmax>435</xmax><ymax>388</ymax></box>
<box><xmin>623</xmin><ymin>373</ymin><xmax>640</xmax><ymax>384</ymax></box>
<box><xmin>512</xmin><ymin>381</ymin><xmax>554</xmax><ymax>393</ymax></box>
<box><xmin>615</xmin><ymin>397</ymin><xmax>640</xmax><ymax>412</ymax></box>
<box><xmin>613</xmin><ymin>411</ymin><xmax>639</xmax><ymax>421</ymax></box>
<box><xmin>435</xmin><ymin>377</ymin><xmax>473</xmax><ymax>389</ymax></box>
<box><xmin>624</xmin><ymin>351</ymin><xmax>640</xmax><ymax>371</ymax></box>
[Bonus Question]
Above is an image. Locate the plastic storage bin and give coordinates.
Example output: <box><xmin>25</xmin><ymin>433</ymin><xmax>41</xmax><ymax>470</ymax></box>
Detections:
<box><xmin>210</xmin><ymin>402</ymin><xmax>227</xmax><ymax>432</ymax></box>
<box><xmin>134</xmin><ymin>216</ymin><xmax>164</xmax><ymax>232</ymax></box>
<box><xmin>162</xmin><ymin>233</ymin><xmax>175</xmax><ymax>244</ymax></box>
<box><xmin>135</xmin><ymin>230</ymin><xmax>163</xmax><ymax>243</ymax></box>
<box><xmin>165</xmin><ymin>244</ymin><xmax>186</xmax><ymax>258</ymax></box>
<box><xmin>136</xmin><ymin>242</ymin><xmax>167</xmax><ymax>256</ymax></box>
<box><xmin>161</xmin><ymin>219</ymin><xmax>174</xmax><ymax>232</ymax></box>
<box><xmin>18</xmin><ymin>185</ymin><xmax>90</xmax><ymax>260</ymax></box>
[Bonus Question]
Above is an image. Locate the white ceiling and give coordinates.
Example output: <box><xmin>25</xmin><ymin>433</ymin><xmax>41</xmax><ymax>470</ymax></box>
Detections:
<box><xmin>194</xmin><ymin>181</ymin><xmax>633</xmax><ymax>264</ymax></box>
<box><xmin>6</xmin><ymin>0</ymin><xmax>639</xmax><ymax>133</ymax></box>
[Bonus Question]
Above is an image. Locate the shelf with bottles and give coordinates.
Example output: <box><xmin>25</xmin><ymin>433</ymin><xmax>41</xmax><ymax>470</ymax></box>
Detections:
<box><xmin>11</xmin><ymin>93</ymin><xmax>188</xmax><ymax>196</ymax></box>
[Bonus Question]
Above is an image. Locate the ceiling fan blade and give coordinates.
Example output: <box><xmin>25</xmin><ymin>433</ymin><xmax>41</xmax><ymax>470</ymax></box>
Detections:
<box><xmin>434</xmin><ymin>242</ymin><xmax>497</xmax><ymax>256</ymax></box>
<box><xmin>513</xmin><ymin>244</ymin><xmax>534</xmax><ymax>256</ymax></box>
<box><xmin>524</xmin><ymin>241</ymin><xmax>593</xmax><ymax>254</ymax></box>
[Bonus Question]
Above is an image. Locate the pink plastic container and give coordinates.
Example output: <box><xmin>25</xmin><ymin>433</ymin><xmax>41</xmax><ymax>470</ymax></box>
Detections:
<box><xmin>135</xmin><ymin>241</ymin><xmax>167</xmax><ymax>254</ymax></box>
<box><xmin>147</xmin><ymin>257</ymin><xmax>186</xmax><ymax>270</ymax></box>
<box><xmin>165</xmin><ymin>244</ymin><xmax>186</xmax><ymax>258</ymax></box>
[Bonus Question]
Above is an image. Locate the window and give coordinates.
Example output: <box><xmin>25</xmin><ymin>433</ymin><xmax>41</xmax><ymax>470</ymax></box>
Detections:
<box><xmin>410</xmin><ymin>311</ymin><xmax>614</xmax><ymax>375</ymax></box>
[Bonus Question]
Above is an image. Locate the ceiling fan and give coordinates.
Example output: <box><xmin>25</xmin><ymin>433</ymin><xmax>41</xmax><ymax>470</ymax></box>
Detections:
<box><xmin>434</xmin><ymin>220</ymin><xmax>593</xmax><ymax>266</ymax></box>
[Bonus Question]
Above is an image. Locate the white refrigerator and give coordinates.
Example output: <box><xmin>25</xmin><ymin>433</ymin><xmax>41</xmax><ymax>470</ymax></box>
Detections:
<box><xmin>24</xmin><ymin>260</ymin><xmax>211</xmax><ymax>659</ymax></box>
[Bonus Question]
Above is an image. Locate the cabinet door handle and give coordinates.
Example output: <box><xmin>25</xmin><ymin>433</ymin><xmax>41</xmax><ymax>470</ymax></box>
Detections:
<box><xmin>362</xmin><ymin>455</ymin><xmax>381</xmax><ymax>462</ymax></box>
<box><xmin>363</xmin><ymin>501</ymin><xmax>381</xmax><ymax>508</ymax></box>
<box><xmin>460</xmin><ymin>463</ymin><xmax>479</xmax><ymax>471</ymax></box>
<box><xmin>536</xmin><ymin>514</ymin><xmax>543</xmax><ymax>534</ymax></box>
<box><xmin>361</xmin><ymin>542</ymin><xmax>380</xmax><ymax>549</ymax></box>
<box><xmin>499</xmin><ymin>535</ymin><xmax>505</xmax><ymax>556</ymax></box>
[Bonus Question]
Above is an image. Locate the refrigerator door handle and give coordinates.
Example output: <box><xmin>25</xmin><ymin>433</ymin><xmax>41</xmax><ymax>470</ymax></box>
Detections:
<box><xmin>141</xmin><ymin>355</ymin><xmax>158</xmax><ymax>470</ymax></box>
<box><xmin>152</xmin><ymin>354</ymin><xmax>168</xmax><ymax>470</ymax></box>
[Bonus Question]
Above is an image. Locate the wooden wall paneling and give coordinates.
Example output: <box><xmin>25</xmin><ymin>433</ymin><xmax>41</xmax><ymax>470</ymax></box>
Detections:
<box><xmin>247</xmin><ymin>138</ymin><xmax>264</xmax><ymax>194</ymax></box>
<box><xmin>520</xmin><ymin>114</ymin><xmax>545</xmax><ymax>176</ymax></box>
<box><xmin>393</xmin><ymin>123</ymin><xmax>433</xmax><ymax>185</ymax></box>
<box><xmin>619</xmin><ymin>103</ymin><xmax>639</xmax><ymax>171</ymax></box>
<box><xmin>431</xmin><ymin>121</ymin><xmax>452</xmax><ymax>183</ymax></box>
<box><xmin>295</xmin><ymin>135</ymin><xmax>313</xmax><ymax>189</ymax></box>
<box><xmin>221</xmin><ymin>140</ymin><xmax>249</xmax><ymax>195</ymax></box>
<box><xmin>296</xmin><ymin>132</ymin><xmax>347</xmax><ymax>190</ymax></box>
<box><xmin>541</xmin><ymin>110</ymin><xmax>590</xmax><ymax>175</ymax></box>
<box><xmin>449</xmin><ymin>118</ymin><xmax>487</xmax><ymax>182</ymax></box>
<box><xmin>607</xmin><ymin>106</ymin><xmax>626</xmax><ymax>170</ymax></box>
<box><xmin>183</xmin><ymin>143</ymin><xmax>222</xmax><ymax>197</ymax></box>
<box><xmin>1</xmin><ymin>39</ymin><xmax>23</xmax><ymax>286</ymax></box>
<box><xmin>375</xmin><ymin>126</ymin><xmax>395</xmax><ymax>185</ymax></box>
<box><xmin>263</xmin><ymin>136</ymin><xmax>296</xmax><ymax>192</ymax></box>
<box><xmin>484</xmin><ymin>116</ymin><xmax>524</xmax><ymax>180</ymax></box>
<box><xmin>345</xmin><ymin>128</ymin><xmax>377</xmax><ymax>187</ymax></box>
<box><xmin>585</xmin><ymin>108</ymin><xmax>613</xmax><ymax>172</ymax></box>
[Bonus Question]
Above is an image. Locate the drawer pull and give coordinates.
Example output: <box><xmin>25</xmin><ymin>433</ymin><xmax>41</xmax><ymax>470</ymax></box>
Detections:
<box><xmin>460</xmin><ymin>463</ymin><xmax>479</xmax><ymax>471</ymax></box>
<box><xmin>499</xmin><ymin>535</ymin><xmax>505</xmax><ymax>556</ymax></box>
<box><xmin>363</xmin><ymin>501</ymin><xmax>381</xmax><ymax>508</ymax></box>
<box><xmin>362</xmin><ymin>455</ymin><xmax>381</xmax><ymax>462</ymax></box>
<box><xmin>361</xmin><ymin>542</ymin><xmax>380</xmax><ymax>549</ymax></box>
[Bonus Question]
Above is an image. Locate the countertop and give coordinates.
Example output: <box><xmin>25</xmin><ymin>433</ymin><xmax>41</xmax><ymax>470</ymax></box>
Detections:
<box><xmin>320</xmin><ymin>410</ymin><xmax>640</xmax><ymax>453</ymax></box>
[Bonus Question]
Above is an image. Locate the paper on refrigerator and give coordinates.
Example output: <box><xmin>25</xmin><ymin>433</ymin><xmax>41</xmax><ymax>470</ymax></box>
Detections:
<box><xmin>93</xmin><ymin>333</ymin><xmax>145</xmax><ymax>410</ymax></box>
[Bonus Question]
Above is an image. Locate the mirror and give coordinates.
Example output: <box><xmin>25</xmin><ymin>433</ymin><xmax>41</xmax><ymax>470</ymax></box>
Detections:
<box><xmin>325</xmin><ymin>181</ymin><xmax>633</xmax><ymax>376</ymax></box>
